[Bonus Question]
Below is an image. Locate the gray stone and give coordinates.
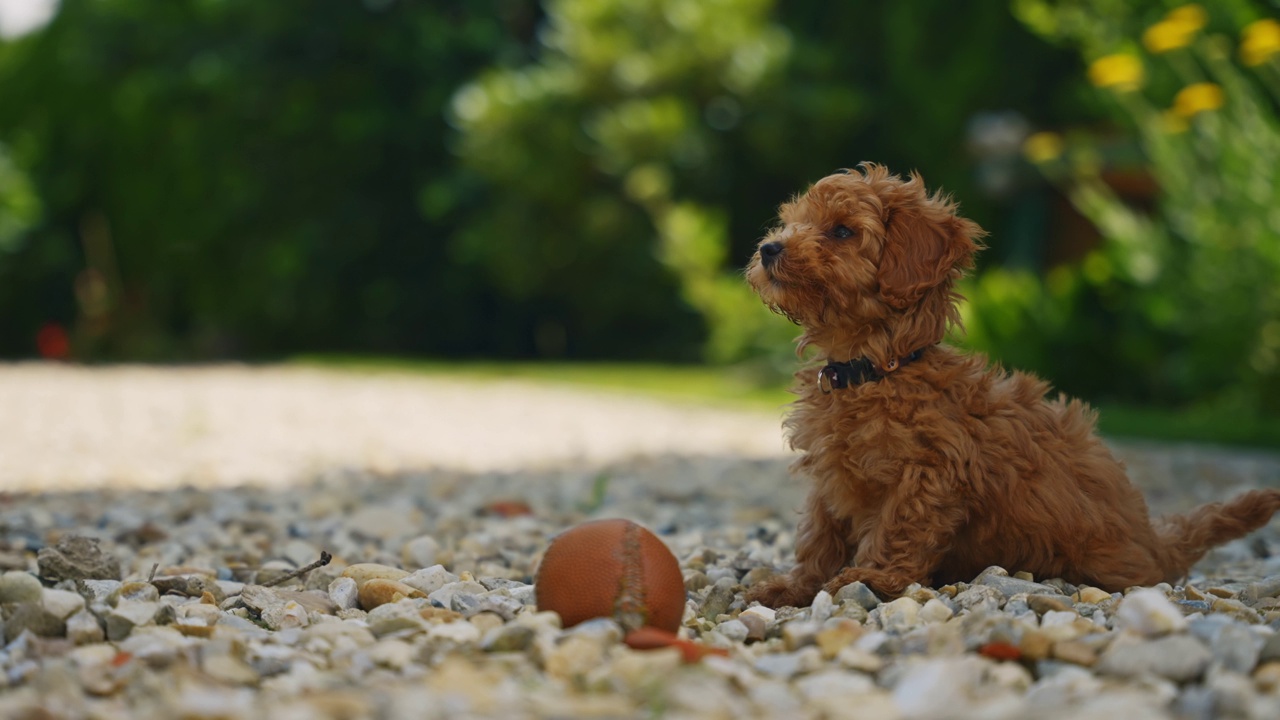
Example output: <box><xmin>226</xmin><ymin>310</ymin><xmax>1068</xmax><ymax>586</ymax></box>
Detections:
<box><xmin>1096</xmin><ymin>634</ymin><xmax>1211</xmax><ymax>682</ymax></box>
<box><xmin>701</xmin><ymin>577</ymin><xmax>736</xmax><ymax>620</ymax></box>
<box><xmin>482</xmin><ymin>624</ymin><xmax>536</xmax><ymax>652</ymax></box>
<box><xmin>106</xmin><ymin>601</ymin><xmax>160</xmax><ymax>641</ymax></box>
<box><xmin>953</xmin><ymin>584</ymin><xmax>1006</xmax><ymax>612</ymax></box>
<box><xmin>1245</xmin><ymin>574</ymin><xmax>1280</xmax><ymax>602</ymax></box>
<box><xmin>238</xmin><ymin>585</ymin><xmax>283</xmax><ymax>615</ymax></box>
<box><xmin>683</xmin><ymin>569</ymin><xmax>711</xmax><ymax>592</ymax></box>
<box><xmin>66</xmin><ymin>609</ymin><xmax>105</xmax><ymax>645</ymax></box>
<box><xmin>3</xmin><ymin>602</ymin><xmax>66</xmax><ymax>642</ymax></box>
<box><xmin>1211</xmin><ymin>622</ymin><xmax>1264</xmax><ymax>673</ymax></box>
<box><xmin>716</xmin><ymin>619</ymin><xmax>750</xmax><ymax>643</ymax></box>
<box><xmin>402</xmin><ymin>565</ymin><xmax>459</xmax><ymax>595</ymax></box>
<box><xmin>78</xmin><ymin>579</ymin><xmax>122</xmax><ymax>606</ymax></box>
<box><xmin>809</xmin><ymin>590</ymin><xmax>834</xmax><ymax>624</ymax></box>
<box><xmin>975</xmin><ymin>570</ymin><xmax>1060</xmax><ymax>598</ymax></box>
<box><xmin>452</xmin><ymin>591</ymin><xmax>522</xmax><ymax>620</ymax></box>
<box><xmin>1259</xmin><ymin>631</ymin><xmax>1280</xmax><ymax>664</ymax></box>
<box><xmin>37</xmin><ymin>536</ymin><xmax>121</xmax><ymax>581</ymax></box>
<box><xmin>366</xmin><ymin>601</ymin><xmax>428</xmax><ymax>637</ymax></box>
<box><xmin>754</xmin><ymin>647</ymin><xmax>822</xmax><ymax>679</ymax></box>
<box><xmin>833</xmin><ymin>581</ymin><xmax>880</xmax><ymax>610</ymax></box>
<box><xmin>401</xmin><ymin>535</ymin><xmax>441</xmax><ymax>569</ymax></box>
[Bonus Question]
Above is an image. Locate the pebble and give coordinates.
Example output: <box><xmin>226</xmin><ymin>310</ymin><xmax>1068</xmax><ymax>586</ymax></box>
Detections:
<box><xmin>4</xmin><ymin>602</ymin><xmax>66</xmax><ymax>641</ymax></box>
<box><xmin>65</xmin><ymin>609</ymin><xmax>105</xmax><ymax>645</ymax></box>
<box><xmin>919</xmin><ymin>597</ymin><xmax>953</xmax><ymax>624</ymax></box>
<box><xmin>876</xmin><ymin>596</ymin><xmax>920</xmax><ymax>631</ymax></box>
<box><xmin>40</xmin><ymin>588</ymin><xmax>86</xmax><ymax>620</ymax></box>
<box><xmin>365</xmin><ymin>601</ymin><xmax>429</xmax><ymax>637</ymax></box>
<box><xmin>105</xmin><ymin>601</ymin><xmax>160</xmax><ymax>641</ymax></box>
<box><xmin>36</xmin><ymin>536</ymin><xmax>122</xmax><ymax>581</ymax></box>
<box><xmin>1075</xmin><ymin>586</ymin><xmax>1112</xmax><ymax>604</ymax></box>
<box><xmin>716</xmin><ymin>619</ymin><xmax>749</xmax><ymax>643</ymax></box>
<box><xmin>1096</xmin><ymin>634</ymin><xmax>1211</xmax><ymax>682</ymax></box>
<box><xmin>1211</xmin><ymin>622</ymin><xmax>1263</xmax><ymax>673</ymax></box>
<box><xmin>341</xmin><ymin>563</ymin><xmax>410</xmax><ymax>589</ymax></box>
<box><xmin>401</xmin><ymin>535</ymin><xmax>441</xmax><ymax>569</ymax></box>
<box><xmin>1115</xmin><ymin>587</ymin><xmax>1187</xmax><ymax>637</ymax></box>
<box><xmin>357</xmin><ymin>578</ymin><xmax>425</xmax><ymax>610</ymax></box>
<box><xmin>259</xmin><ymin>600</ymin><xmax>310</xmax><ymax>630</ymax></box>
<box><xmin>1</xmin><ymin>448</ymin><xmax>1279</xmax><ymax>718</ymax></box>
<box><xmin>401</xmin><ymin>564</ymin><xmax>460</xmax><ymax>595</ymax></box>
<box><xmin>701</xmin><ymin>577</ymin><xmax>737</xmax><ymax>619</ymax></box>
<box><xmin>975</xmin><ymin>568</ymin><xmax>1061</xmax><ymax>598</ymax></box>
<box><xmin>739</xmin><ymin>606</ymin><xmax>774</xmax><ymax>641</ymax></box>
<box><xmin>117</xmin><ymin>580</ymin><xmax>160</xmax><ymax>603</ymax></box>
<box><xmin>327</xmin><ymin>576</ymin><xmax>359</xmax><ymax>610</ymax></box>
<box><xmin>833</xmin><ymin>581</ymin><xmax>880</xmax><ymax>610</ymax></box>
<box><xmin>0</xmin><ymin>571</ymin><xmax>43</xmax><ymax>604</ymax></box>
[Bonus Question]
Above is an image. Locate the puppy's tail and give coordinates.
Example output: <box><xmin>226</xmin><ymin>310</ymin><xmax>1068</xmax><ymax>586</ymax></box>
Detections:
<box><xmin>1153</xmin><ymin>489</ymin><xmax>1280</xmax><ymax>582</ymax></box>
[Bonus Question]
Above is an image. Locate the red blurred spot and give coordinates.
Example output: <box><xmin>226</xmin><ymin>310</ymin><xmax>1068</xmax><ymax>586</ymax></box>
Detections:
<box><xmin>484</xmin><ymin>500</ymin><xmax>533</xmax><ymax>518</ymax></box>
<box><xmin>624</xmin><ymin>626</ymin><xmax>729</xmax><ymax>663</ymax></box>
<box><xmin>978</xmin><ymin>641</ymin><xmax>1022</xmax><ymax>661</ymax></box>
<box><xmin>110</xmin><ymin>651</ymin><xmax>133</xmax><ymax>667</ymax></box>
<box><xmin>36</xmin><ymin>323</ymin><xmax>70</xmax><ymax>360</ymax></box>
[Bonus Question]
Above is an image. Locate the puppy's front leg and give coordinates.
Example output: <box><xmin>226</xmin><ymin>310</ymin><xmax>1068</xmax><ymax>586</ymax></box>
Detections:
<box><xmin>746</xmin><ymin>488</ymin><xmax>851</xmax><ymax>608</ymax></box>
<box><xmin>824</xmin><ymin>465</ymin><xmax>963</xmax><ymax>599</ymax></box>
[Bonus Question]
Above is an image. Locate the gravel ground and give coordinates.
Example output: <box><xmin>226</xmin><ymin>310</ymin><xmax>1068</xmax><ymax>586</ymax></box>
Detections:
<box><xmin>2</xmin><ymin>363</ymin><xmax>1280</xmax><ymax>719</ymax></box>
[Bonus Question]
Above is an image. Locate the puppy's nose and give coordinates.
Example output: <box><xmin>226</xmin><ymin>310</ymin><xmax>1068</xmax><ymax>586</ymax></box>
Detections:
<box><xmin>760</xmin><ymin>241</ymin><xmax>783</xmax><ymax>267</ymax></box>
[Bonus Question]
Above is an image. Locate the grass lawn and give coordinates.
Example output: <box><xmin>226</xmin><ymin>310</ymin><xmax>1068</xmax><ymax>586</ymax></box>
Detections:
<box><xmin>294</xmin><ymin>355</ymin><xmax>1280</xmax><ymax>450</ymax></box>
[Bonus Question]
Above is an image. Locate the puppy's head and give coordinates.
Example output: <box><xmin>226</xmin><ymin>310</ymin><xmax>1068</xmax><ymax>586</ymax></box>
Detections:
<box><xmin>746</xmin><ymin>163</ymin><xmax>984</xmax><ymax>354</ymax></box>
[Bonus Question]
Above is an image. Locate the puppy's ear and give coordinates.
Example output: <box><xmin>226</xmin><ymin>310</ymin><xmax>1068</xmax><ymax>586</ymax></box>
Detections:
<box><xmin>876</xmin><ymin>210</ymin><xmax>979</xmax><ymax>310</ymax></box>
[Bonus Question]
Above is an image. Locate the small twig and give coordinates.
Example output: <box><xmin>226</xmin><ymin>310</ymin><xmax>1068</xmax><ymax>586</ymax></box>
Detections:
<box><xmin>261</xmin><ymin>551</ymin><xmax>333</xmax><ymax>588</ymax></box>
<box><xmin>147</xmin><ymin>562</ymin><xmax>159</xmax><ymax>582</ymax></box>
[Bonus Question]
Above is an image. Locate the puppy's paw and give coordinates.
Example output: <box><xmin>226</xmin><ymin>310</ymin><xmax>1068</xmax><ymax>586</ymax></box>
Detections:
<box><xmin>822</xmin><ymin>567</ymin><xmax>913</xmax><ymax>599</ymax></box>
<box><xmin>745</xmin><ymin>576</ymin><xmax>819</xmax><ymax>609</ymax></box>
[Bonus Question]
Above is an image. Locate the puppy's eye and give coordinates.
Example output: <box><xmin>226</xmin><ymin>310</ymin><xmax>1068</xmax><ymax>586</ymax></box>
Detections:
<box><xmin>831</xmin><ymin>225</ymin><xmax>854</xmax><ymax>239</ymax></box>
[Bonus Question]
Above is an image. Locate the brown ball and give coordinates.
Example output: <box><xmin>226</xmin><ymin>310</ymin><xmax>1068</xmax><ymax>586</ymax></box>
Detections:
<box><xmin>534</xmin><ymin>518</ymin><xmax>686</xmax><ymax>633</ymax></box>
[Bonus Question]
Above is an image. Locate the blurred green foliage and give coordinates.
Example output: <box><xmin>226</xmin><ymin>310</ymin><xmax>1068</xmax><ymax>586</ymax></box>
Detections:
<box><xmin>963</xmin><ymin>0</ymin><xmax>1280</xmax><ymax>418</ymax></box>
<box><xmin>0</xmin><ymin>0</ymin><xmax>544</xmax><ymax>357</ymax></box>
<box><xmin>0</xmin><ymin>0</ymin><xmax>1078</xmax><ymax>365</ymax></box>
<box><xmin>2</xmin><ymin>0</ymin><xmax>1274</xmax><ymax>425</ymax></box>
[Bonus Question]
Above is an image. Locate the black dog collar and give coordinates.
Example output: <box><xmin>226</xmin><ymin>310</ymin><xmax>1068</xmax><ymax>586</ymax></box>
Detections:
<box><xmin>818</xmin><ymin>347</ymin><xmax>928</xmax><ymax>394</ymax></box>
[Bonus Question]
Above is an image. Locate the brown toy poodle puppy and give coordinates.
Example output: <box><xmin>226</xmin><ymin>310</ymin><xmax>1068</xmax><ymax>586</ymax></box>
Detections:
<box><xmin>744</xmin><ymin>163</ymin><xmax>1280</xmax><ymax>608</ymax></box>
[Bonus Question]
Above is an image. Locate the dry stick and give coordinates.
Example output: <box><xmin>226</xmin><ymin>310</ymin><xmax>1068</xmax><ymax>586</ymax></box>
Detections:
<box><xmin>147</xmin><ymin>562</ymin><xmax>159</xmax><ymax>582</ymax></box>
<box><xmin>261</xmin><ymin>551</ymin><xmax>333</xmax><ymax>588</ymax></box>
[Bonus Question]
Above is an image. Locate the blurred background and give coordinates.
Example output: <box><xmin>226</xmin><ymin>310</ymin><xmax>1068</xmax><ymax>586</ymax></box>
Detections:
<box><xmin>0</xmin><ymin>0</ymin><xmax>1278</xmax><ymax>447</ymax></box>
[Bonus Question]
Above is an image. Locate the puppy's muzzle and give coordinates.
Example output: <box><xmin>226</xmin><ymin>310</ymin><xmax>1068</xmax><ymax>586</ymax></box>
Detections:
<box><xmin>759</xmin><ymin>241</ymin><xmax>783</xmax><ymax>269</ymax></box>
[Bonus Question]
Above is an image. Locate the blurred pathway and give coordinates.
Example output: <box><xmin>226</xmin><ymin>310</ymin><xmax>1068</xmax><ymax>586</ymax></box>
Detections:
<box><xmin>0</xmin><ymin>363</ymin><xmax>791</xmax><ymax>491</ymax></box>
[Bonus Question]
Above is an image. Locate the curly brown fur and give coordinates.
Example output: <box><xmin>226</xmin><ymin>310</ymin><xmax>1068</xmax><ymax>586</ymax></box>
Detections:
<box><xmin>743</xmin><ymin>163</ymin><xmax>1280</xmax><ymax>607</ymax></box>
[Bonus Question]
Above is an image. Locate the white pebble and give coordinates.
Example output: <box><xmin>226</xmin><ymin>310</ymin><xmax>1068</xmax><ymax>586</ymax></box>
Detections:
<box><xmin>810</xmin><ymin>590</ymin><xmax>834</xmax><ymax>624</ymax></box>
<box><xmin>402</xmin><ymin>565</ymin><xmax>460</xmax><ymax>595</ymax></box>
<box><xmin>327</xmin><ymin>576</ymin><xmax>359</xmax><ymax>610</ymax></box>
<box><xmin>41</xmin><ymin>588</ymin><xmax>86</xmax><ymax>620</ymax></box>
<box><xmin>1115</xmin><ymin>588</ymin><xmax>1186</xmax><ymax>637</ymax></box>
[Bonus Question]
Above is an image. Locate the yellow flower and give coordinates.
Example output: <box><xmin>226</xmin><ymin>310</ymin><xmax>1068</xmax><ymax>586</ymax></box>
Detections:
<box><xmin>1144</xmin><ymin>6</ymin><xmax>1208</xmax><ymax>53</ymax></box>
<box><xmin>1022</xmin><ymin>131</ymin><xmax>1065</xmax><ymax>164</ymax></box>
<box><xmin>1143</xmin><ymin>19</ymin><xmax>1196</xmax><ymax>53</ymax></box>
<box><xmin>1172</xmin><ymin>82</ymin><xmax>1225</xmax><ymax>117</ymax></box>
<box><xmin>1241</xmin><ymin>18</ymin><xmax>1280</xmax><ymax>66</ymax></box>
<box><xmin>1088</xmin><ymin>53</ymin><xmax>1144</xmax><ymax>92</ymax></box>
<box><xmin>1167</xmin><ymin>5</ymin><xmax>1208</xmax><ymax>31</ymax></box>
